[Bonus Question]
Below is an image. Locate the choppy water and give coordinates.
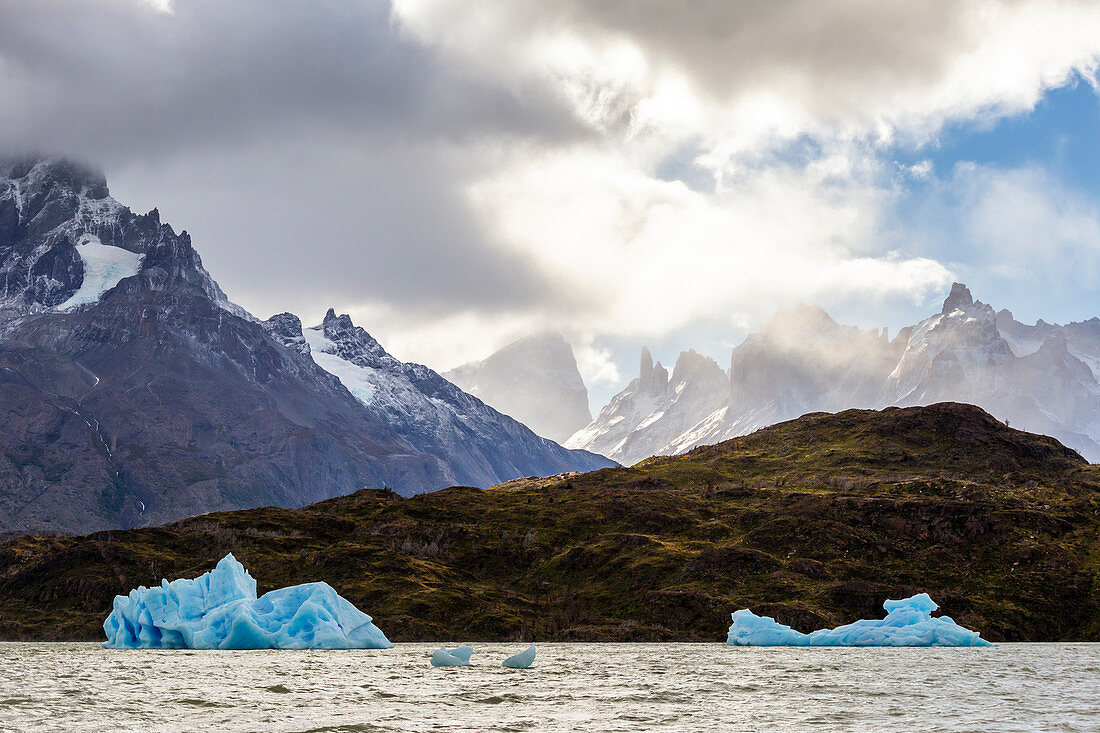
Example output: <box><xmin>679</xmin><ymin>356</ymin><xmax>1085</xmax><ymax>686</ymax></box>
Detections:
<box><xmin>1</xmin><ymin>642</ymin><xmax>1097</xmax><ymax>732</ymax></box>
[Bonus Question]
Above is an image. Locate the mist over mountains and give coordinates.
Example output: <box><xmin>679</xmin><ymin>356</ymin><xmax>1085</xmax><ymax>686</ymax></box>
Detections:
<box><xmin>0</xmin><ymin>157</ymin><xmax>611</xmax><ymax>535</ymax></box>
<box><xmin>459</xmin><ymin>283</ymin><xmax>1100</xmax><ymax>466</ymax></box>
<box><xmin>565</xmin><ymin>283</ymin><xmax>1100</xmax><ymax>464</ymax></box>
<box><xmin>443</xmin><ymin>333</ymin><xmax>592</xmax><ymax>443</ymax></box>
<box><xmin>3</xmin><ymin>153</ymin><xmax>1097</xmax><ymax>539</ymax></box>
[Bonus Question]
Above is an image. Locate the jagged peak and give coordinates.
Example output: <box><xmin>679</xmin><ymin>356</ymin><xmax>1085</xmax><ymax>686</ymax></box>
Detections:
<box><xmin>321</xmin><ymin>308</ymin><xmax>357</xmax><ymax>333</ymax></box>
<box><xmin>640</xmin><ymin>346</ymin><xmax>653</xmax><ymax>376</ymax></box>
<box><xmin>488</xmin><ymin>331</ymin><xmax>576</xmax><ymax>362</ymax></box>
<box><xmin>941</xmin><ymin>282</ymin><xmax>974</xmax><ymax>314</ymax></box>
<box><xmin>1</xmin><ymin>155</ymin><xmax>109</xmax><ymax>201</ymax></box>
<box><xmin>1038</xmin><ymin>328</ymin><xmax>1069</xmax><ymax>352</ymax></box>
<box><xmin>263</xmin><ymin>312</ymin><xmax>311</xmax><ymax>357</ymax></box>
<box><xmin>653</xmin><ymin>361</ymin><xmax>669</xmax><ymax>385</ymax></box>
<box><xmin>671</xmin><ymin>349</ymin><xmax>725</xmax><ymax>385</ymax></box>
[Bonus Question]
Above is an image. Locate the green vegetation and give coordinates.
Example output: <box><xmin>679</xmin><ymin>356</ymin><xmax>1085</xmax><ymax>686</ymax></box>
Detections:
<box><xmin>2</xmin><ymin>403</ymin><xmax>1098</xmax><ymax>642</ymax></box>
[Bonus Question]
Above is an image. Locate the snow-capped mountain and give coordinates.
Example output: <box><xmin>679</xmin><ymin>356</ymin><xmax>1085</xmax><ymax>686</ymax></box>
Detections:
<box><xmin>568</xmin><ymin>283</ymin><xmax>1100</xmax><ymax>465</ymax></box>
<box><xmin>567</xmin><ymin>347</ymin><xmax>727</xmax><ymax>462</ymax></box>
<box><xmin>0</xmin><ymin>157</ymin><xmax>612</xmax><ymax>535</ymax></box>
<box><xmin>267</xmin><ymin>312</ymin><xmax>610</xmax><ymax>487</ymax></box>
<box><xmin>442</xmin><ymin>333</ymin><xmax>592</xmax><ymax>442</ymax></box>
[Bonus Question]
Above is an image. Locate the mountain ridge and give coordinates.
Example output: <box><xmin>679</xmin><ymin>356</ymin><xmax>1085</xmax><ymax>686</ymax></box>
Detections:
<box><xmin>0</xmin><ymin>156</ymin><xmax>612</xmax><ymax>535</ymax></box>
<box><xmin>568</xmin><ymin>283</ymin><xmax>1100</xmax><ymax>465</ymax></box>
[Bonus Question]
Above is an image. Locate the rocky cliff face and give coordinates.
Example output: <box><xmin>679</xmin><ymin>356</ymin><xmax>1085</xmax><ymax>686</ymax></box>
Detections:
<box><xmin>568</xmin><ymin>284</ymin><xmax>1100</xmax><ymax>465</ymax></box>
<box><xmin>443</xmin><ymin>333</ymin><xmax>592</xmax><ymax>443</ymax></box>
<box><xmin>0</xmin><ymin>157</ymin><xmax>612</xmax><ymax>534</ymax></box>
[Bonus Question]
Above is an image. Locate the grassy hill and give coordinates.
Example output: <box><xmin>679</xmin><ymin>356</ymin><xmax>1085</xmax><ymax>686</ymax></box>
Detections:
<box><xmin>2</xmin><ymin>402</ymin><xmax>1098</xmax><ymax>642</ymax></box>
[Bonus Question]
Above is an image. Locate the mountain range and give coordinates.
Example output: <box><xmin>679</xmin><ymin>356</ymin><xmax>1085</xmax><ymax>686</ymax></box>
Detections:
<box><xmin>561</xmin><ymin>283</ymin><xmax>1100</xmax><ymax>465</ymax></box>
<box><xmin>0</xmin><ymin>157</ymin><xmax>612</xmax><ymax>535</ymax></box>
<box><xmin>453</xmin><ymin>283</ymin><xmax>1100</xmax><ymax>466</ymax></box>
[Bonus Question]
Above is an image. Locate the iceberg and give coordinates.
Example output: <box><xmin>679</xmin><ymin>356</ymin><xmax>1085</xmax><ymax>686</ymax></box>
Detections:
<box><xmin>727</xmin><ymin>593</ymin><xmax>991</xmax><ymax>647</ymax></box>
<box><xmin>502</xmin><ymin>644</ymin><xmax>536</xmax><ymax>668</ymax></box>
<box><xmin>102</xmin><ymin>554</ymin><xmax>392</xmax><ymax>650</ymax></box>
<box><xmin>431</xmin><ymin>645</ymin><xmax>474</xmax><ymax>667</ymax></box>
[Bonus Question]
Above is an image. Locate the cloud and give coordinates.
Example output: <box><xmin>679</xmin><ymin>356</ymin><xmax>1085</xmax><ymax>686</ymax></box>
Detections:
<box><xmin>0</xmin><ymin>0</ymin><xmax>587</xmax><ymax>318</ymax></box>
<box><xmin>467</xmin><ymin>143</ymin><xmax>953</xmax><ymax>339</ymax></box>
<box><xmin>901</xmin><ymin>161</ymin><xmax>1100</xmax><ymax>322</ymax></box>
<box><xmin>573</xmin><ymin>340</ymin><xmax>621</xmax><ymax>387</ymax></box>
<box><xmin>1</xmin><ymin>0</ymin><xmax>1098</xmax><ymax>388</ymax></box>
<box><xmin>394</xmin><ymin>0</ymin><xmax>1100</xmax><ymax>149</ymax></box>
<box><xmin>0</xmin><ymin>0</ymin><xmax>578</xmax><ymax>160</ymax></box>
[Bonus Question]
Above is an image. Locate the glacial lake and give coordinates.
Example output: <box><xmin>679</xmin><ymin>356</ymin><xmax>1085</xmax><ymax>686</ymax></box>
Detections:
<box><xmin>1</xmin><ymin>642</ymin><xmax>1097</xmax><ymax>732</ymax></box>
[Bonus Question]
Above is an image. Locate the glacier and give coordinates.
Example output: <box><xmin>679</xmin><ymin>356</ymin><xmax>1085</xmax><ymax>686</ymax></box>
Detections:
<box><xmin>727</xmin><ymin>593</ymin><xmax>991</xmax><ymax>647</ymax></box>
<box><xmin>56</xmin><ymin>235</ymin><xmax>144</xmax><ymax>311</ymax></box>
<box><xmin>502</xmin><ymin>644</ymin><xmax>536</xmax><ymax>668</ymax></box>
<box><xmin>102</xmin><ymin>554</ymin><xmax>392</xmax><ymax>650</ymax></box>
<box><xmin>431</xmin><ymin>645</ymin><xmax>474</xmax><ymax>667</ymax></box>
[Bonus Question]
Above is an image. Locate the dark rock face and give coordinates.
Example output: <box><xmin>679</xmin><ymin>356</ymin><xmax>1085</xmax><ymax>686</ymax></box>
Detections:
<box><xmin>0</xmin><ymin>158</ymin><xmax>613</xmax><ymax>534</ymax></box>
<box><xmin>941</xmin><ymin>282</ymin><xmax>975</xmax><ymax>314</ymax></box>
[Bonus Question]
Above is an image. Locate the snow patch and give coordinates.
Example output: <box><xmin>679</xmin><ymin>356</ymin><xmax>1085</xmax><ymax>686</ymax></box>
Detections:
<box><xmin>56</xmin><ymin>235</ymin><xmax>143</xmax><ymax>311</ymax></box>
<box><xmin>302</xmin><ymin>327</ymin><xmax>376</xmax><ymax>405</ymax></box>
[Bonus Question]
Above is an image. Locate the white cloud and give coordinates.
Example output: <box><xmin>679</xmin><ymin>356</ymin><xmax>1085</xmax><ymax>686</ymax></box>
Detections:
<box><xmin>467</xmin><ymin>143</ymin><xmax>953</xmax><ymax>339</ymax></box>
<box><xmin>4</xmin><ymin>0</ymin><xmax>1100</xmax><ymax>393</ymax></box>
<box><xmin>574</xmin><ymin>340</ymin><xmax>622</xmax><ymax>387</ymax></box>
<box><xmin>957</xmin><ymin>163</ymin><xmax>1100</xmax><ymax>290</ymax></box>
<box><xmin>393</xmin><ymin>0</ymin><xmax>1100</xmax><ymax>151</ymax></box>
<box><xmin>138</xmin><ymin>0</ymin><xmax>172</xmax><ymax>13</ymax></box>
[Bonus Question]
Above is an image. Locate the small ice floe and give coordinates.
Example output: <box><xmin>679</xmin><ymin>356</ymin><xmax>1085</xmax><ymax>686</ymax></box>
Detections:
<box><xmin>431</xmin><ymin>645</ymin><xmax>474</xmax><ymax>667</ymax></box>
<box><xmin>727</xmin><ymin>593</ymin><xmax>991</xmax><ymax>647</ymax></box>
<box><xmin>502</xmin><ymin>644</ymin><xmax>536</xmax><ymax>668</ymax></box>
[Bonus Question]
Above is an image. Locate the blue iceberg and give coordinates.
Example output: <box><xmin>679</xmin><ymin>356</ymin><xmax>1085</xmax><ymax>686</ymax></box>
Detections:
<box><xmin>727</xmin><ymin>593</ymin><xmax>991</xmax><ymax>647</ymax></box>
<box><xmin>103</xmin><ymin>554</ymin><xmax>392</xmax><ymax>650</ymax></box>
<box><xmin>431</xmin><ymin>645</ymin><xmax>474</xmax><ymax>667</ymax></box>
<box><xmin>502</xmin><ymin>644</ymin><xmax>536</xmax><ymax>668</ymax></box>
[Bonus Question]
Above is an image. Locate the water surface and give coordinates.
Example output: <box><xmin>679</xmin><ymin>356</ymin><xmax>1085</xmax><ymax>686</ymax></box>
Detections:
<box><xmin>1</xmin><ymin>642</ymin><xmax>1097</xmax><ymax>731</ymax></box>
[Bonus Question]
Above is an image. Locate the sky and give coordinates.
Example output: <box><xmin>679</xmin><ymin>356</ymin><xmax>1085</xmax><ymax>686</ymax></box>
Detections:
<box><xmin>2</xmin><ymin>0</ymin><xmax>1100</xmax><ymax>413</ymax></box>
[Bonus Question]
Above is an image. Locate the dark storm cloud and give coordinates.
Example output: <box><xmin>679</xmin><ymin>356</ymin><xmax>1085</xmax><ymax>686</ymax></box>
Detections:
<box><xmin>0</xmin><ymin>0</ymin><xmax>583</xmax><ymax>315</ymax></box>
<box><xmin>0</xmin><ymin>0</ymin><xmax>579</xmax><ymax>156</ymax></box>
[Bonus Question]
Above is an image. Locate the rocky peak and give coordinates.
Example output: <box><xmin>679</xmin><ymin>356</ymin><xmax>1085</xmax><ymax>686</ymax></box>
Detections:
<box><xmin>0</xmin><ymin>155</ymin><xmax>234</xmax><ymax>314</ymax></box>
<box><xmin>671</xmin><ymin>349</ymin><xmax>726</xmax><ymax>386</ymax></box>
<box><xmin>639</xmin><ymin>346</ymin><xmax>654</xmax><ymax>381</ymax></box>
<box><xmin>317</xmin><ymin>309</ymin><xmax>393</xmax><ymax>369</ymax></box>
<box><xmin>441</xmin><ymin>331</ymin><xmax>592</xmax><ymax>443</ymax></box>
<box><xmin>1039</xmin><ymin>328</ymin><xmax>1069</xmax><ymax>352</ymax></box>
<box><xmin>638</xmin><ymin>346</ymin><xmax>669</xmax><ymax>394</ymax></box>
<box><xmin>760</xmin><ymin>303</ymin><xmax>840</xmax><ymax>338</ymax></box>
<box><xmin>941</xmin><ymin>282</ymin><xmax>974</xmax><ymax>314</ymax></box>
<box><xmin>263</xmin><ymin>312</ymin><xmax>310</xmax><ymax>356</ymax></box>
